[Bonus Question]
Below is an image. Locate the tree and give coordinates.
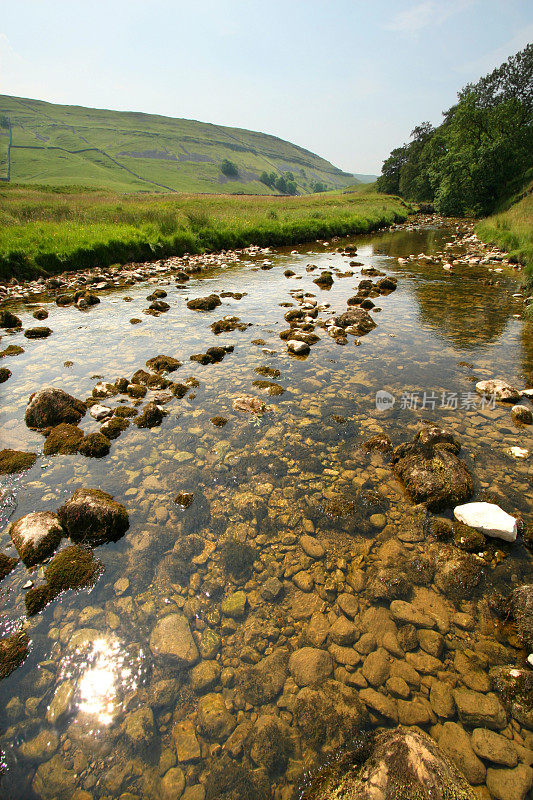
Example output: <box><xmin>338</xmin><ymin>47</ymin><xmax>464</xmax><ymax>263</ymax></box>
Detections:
<box><xmin>221</xmin><ymin>159</ymin><xmax>238</xmax><ymax>178</ymax></box>
<box><xmin>275</xmin><ymin>175</ymin><xmax>288</xmax><ymax>194</ymax></box>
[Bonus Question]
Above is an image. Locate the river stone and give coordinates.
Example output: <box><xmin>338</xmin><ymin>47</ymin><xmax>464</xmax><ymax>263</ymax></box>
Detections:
<box><xmin>300</xmin><ymin>534</ymin><xmax>325</xmax><ymax>558</ymax></box>
<box><xmin>471</xmin><ymin>728</ymin><xmax>518</xmax><ymax>767</ymax></box>
<box><xmin>359</xmin><ymin>688</ymin><xmax>398</xmax><ymax>722</ymax></box>
<box><xmin>9</xmin><ymin>511</ymin><xmax>63</xmax><ymax>566</ymax></box>
<box><xmin>46</xmin><ymin>680</ymin><xmax>75</xmax><ymax>724</ymax></box>
<box><xmin>475</xmin><ymin>379</ymin><xmax>521</xmax><ymax>403</ymax></box>
<box><xmin>221</xmin><ymin>590</ymin><xmax>247</xmax><ymax>618</ymax></box>
<box><xmin>25</xmin><ymin>387</ymin><xmax>87</xmax><ymax>429</ymax></box>
<box><xmin>294</xmin><ymin>679</ymin><xmax>367</xmax><ymax>751</ymax></box>
<box><xmin>161</xmin><ymin>767</ymin><xmax>186</xmax><ymax>800</ymax></box>
<box><xmin>390</xmin><ymin>600</ymin><xmax>436</xmax><ymax>628</ymax></box>
<box><xmin>306</xmin><ymin>726</ymin><xmax>477</xmax><ymax>799</ymax></box>
<box><xmin>19</xmin><ymin>729</ymin><xmax>59</xmax><ymax>762</ymax></box>
<box><xmin>261</xmin><ymin>576</ymin><xmax>283</xmax><ymax>600</ymax></box>
<box><xmin>250</xmin><ymin>714</ymin><xmax>293</xmax><ymax>773</ymax></box>
<box><xmin>454</xmin><ymin>502</ymin><xmax>518</xmax><ymax>542</ymax></box>
<box><xmin>361</xmin><ymin>647</ymin><xmax>390</xmax><ymax>686</ymax></box>
<box><xmin>172</xmin><ymin>719</ymin><xmax>201</xmax><ymax>762</ymax></box>
<box><xmin>32</xmin><ymin>754</ymin><xmax>78</xmax><ymax>800</ymax></box>
<box><xmin>337</xmin><ymin>593</ymin><xmax>359</xmax><ymax>619</ymax></box>
<box><xmin>287</xmin><ymin>339</ymin><xmax>310</xmax><ymax>355</ymax></box>
<box><xmin>150</xmin><ymin>614</ymin><xmax>199</xmax><ymax>666</ymax></box>
<box><xmin>190</xmin><ymin>661</ymin><xmax>221</xmax><ymax>693</ymax></box>
<box><xmin>397</xmin><ymin>698</ymin><xmax>432</xmax><ymax>726</ymax></box>
<box><xmin>430</xmin><ymin>680</ymin><xmax>456</xmax><ymax>718</ymax></box>
<box><xmin>239</xmin><ymin>648</ymin><xmax>289</xmax><ymax>705</ymax></box>
<box><xmin>197</xmin><ymin>693</ymin><xmax>236</xmax><ymax>741</ymax></box>
<box><xmin>0</xmin><ymin>449</ymin><xmax>37</xmax><ymax>474</ymax></box>
<box><xmin>392</xmin><ymin>428</ymin><xmax>473</xmax><ymax>511</ymax></box>
<box><xmin>334</xmin><ymin>307</ymin><xmax>376</xmax><ymax>335</ymax></box>
<box><xmin>329</xmin><ymin>616</ymin><xmax>358</xmax><ymax>646</ymax></box>
<box><xmin>511</xmin><ymin>404</ymin><xmax>533</xmax><ymax>424</ymax></box>
<box><xmin>453</xmin><ymin>688</ymin><xmax>507</xmax><ymax>730</ymax></box>
<box><xmin>511</xmin><ymin>584</ymin><xmax>533</xmax><ymax>650</ymax></box>
<box><xmin>486</xmin><ymin>764</ymin><xmax>533</xmax><ymax>800</ymax></box>
<box><xmin>123</xmin><ymin>706</ymin><xmax>155</xmax><ymax>747</ymax></box>
<box><xmin>289</xmin><ymin>647</ymin><xmax>333</xmax><ymax>686</ymax></box>
<box><xmin>58</xmin><ymin>488</ymin><xmax>129</xmax><ymax>545</ymax></box>
<box><xmin>89</xmin><ymin>404</ymin><xmax>113</xmax><ymax>421</ymax></box>
<box><xmin>438</xmin><ymin>721</ymin><xmax>486</xmax><ymax>785</ymax></box>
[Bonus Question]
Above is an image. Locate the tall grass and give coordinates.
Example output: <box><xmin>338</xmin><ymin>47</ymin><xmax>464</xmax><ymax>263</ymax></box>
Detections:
<box><xmin>0</xmin><ymin>185</ymin><xmax>409</xmax><ymax>279</ymax></box>
<box><xmin>476</xmin><ymin>185</ymin><xmax>533</xmax><ymax>282</ymax></box>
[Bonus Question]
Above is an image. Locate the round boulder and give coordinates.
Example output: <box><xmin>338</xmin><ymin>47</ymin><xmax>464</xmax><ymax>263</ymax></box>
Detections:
<box><xmin>57</xmin><ymin>488</ymin><xmax>129</xmax><ymax>545</ymax></box>
<box><xmin>9</xmin><ymin>511</ymin><xmax>63</xmax><ymax>566</ymax></box>
<box><xmin>25</xmin><ymin>387</ymin><xmax>87</xmax><ymax>429</ymax></box>
<box><xmin>289</xmin><ymin>647</ymin><xmax>333</xmax><ymax>687</ymax></box>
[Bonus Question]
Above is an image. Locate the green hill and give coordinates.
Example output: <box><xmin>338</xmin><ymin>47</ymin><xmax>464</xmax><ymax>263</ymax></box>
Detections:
<box><xmin>0</xmin><ymin>95</ymin><xmax>354</xmax><ymax>195</ymax></box>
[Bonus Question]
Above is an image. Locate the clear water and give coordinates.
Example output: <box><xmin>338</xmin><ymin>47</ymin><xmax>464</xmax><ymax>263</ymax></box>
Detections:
<box><xmin>0</xmin><ymin>223</ymin><xmax>531</xmax><ymax>799</ymax></box>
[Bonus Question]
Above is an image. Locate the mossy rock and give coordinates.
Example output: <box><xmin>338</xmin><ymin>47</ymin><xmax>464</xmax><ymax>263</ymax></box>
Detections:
<box><xmin>0</xmin><ymin>552</ymin><xmax>18</xmax><ymax>581</ymax></box>
<box><xmin>146</xmin><ymin>354</ymin><xmax>181</xmax><ymax>372</ymax></box>
<box><xmin>300</xmin><ymin>726</ymin><xmax>477</xmax><ymax>800</ymax></box>
<box><xmin>149</xmin><ymin>299</ymin><xmax>170</xmax><ymax>312</ymax></box>
<box><xmin>220</xmin><ymin>538</ymin><xmax>257</xmax><ymax>580</ymax></box>
<box><xmin>0</xmin><ymin>367</ymin><xmax>11</xmax><ymax>383</ymax></box>
<box><xmin>0</xmin><ymin>449</ymin><xmax>37</xmax><ymax>474</ymax></box>
<box><xmin>187</xmin><ymin>294</ymin><xmax>221</xmax><ymax>311</ymax></box>
<box><xmin>25</xmin><ymin>387</ymin><xmax>87</xmax><ymax>429</ymax></box>
<box><xmin>25</xmin><ymin>544</ymin><xmax>103</xmax><ymax>616</ymax></box>
<box><xmin>171</xmin><ymin>383</ymin><xmax>189</xmax><ymax>398</ymax></box>
<box><xmin>114</xmin><ymin>405</ymin><xmax>138</xmax><ymax>418</ymax></box>
<box><xmin>135</xmin><ymin>402</ymin><xmax>164</xmax><ymax>428</ymax></box>
<box><xmin>0</xmin><ymin>631</ymin><xmax>30</xmax><ymax>680</ymax></box>
<box><xmin>9</xmin><ymin>511</ymin><xmax>64</xmax><ymax>566</ymax></box>
<box><xmin>100</xmin><ymin>416</ymin><xmax>129</xmax><ymax>440</ymax></box>
<box><xmin>43</xmin><ymin>424</ymin><xmax>84</xmax><ymax>455</ymax></box>
<box><xmin>205</xmin><ymin>756</ymin><xmax>270</xmax><ymax>800</ymax></box>
<box><xmin>0</xmin><ymin>344</ymin><xmax>24</xmax><ymax>357</ymax></box>
<box><xmin>58</xmin><ymin>487</ymin><xmax>129</xmax><ymax>545</ymax></box>
<box><xmin>33</xmin><ymin>308</ymin><xmax>49</xmax><ymax>320</ymax></box>
<box><xmin>77</xmin><ymin>432</ymin><xmax>111</xmax><ymax>458</ymax></box>
<box><xmin>210</xmin><ymin>416</ymin><xmax>227</xmax><ymax>427</ymax></box>
<box><xmin>0</xmin><ymin>309</ymin><xmax>22</xmax><ymax>328</ymax></box>
<box><xmin>453</xmin><ymin>521</ymin><xmax>486</xmax><ymax>552</ymax></box>
<box><xmin>24</xmin><ymin>326</ymin><xmax>53</xmax><ymax>339</ymax></box>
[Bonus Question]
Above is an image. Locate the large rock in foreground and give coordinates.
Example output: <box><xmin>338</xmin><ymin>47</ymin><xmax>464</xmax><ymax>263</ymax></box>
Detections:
<box><xmin>57</xmin><ymin>488</ymin><xmax>129</xmax><ymax>545</ymax></box>
<box><xmin>454</xmin><ymin>502</ymin><xmax>518</xmax><ymax>543</ymax></box>
<box><xmin>25</xmin><ymin>388</ymin><xmax>87</xmax><ymax>429</ymax></box>
<box><xmin>392</xmin><ymin>425</ymin><xmax>473</xmax><ymax>511</ymax></box>
<box><xmin>302</xmin><ymin>726</ymin><xmax>476</xmax><ymax>799</ymax></box>
<box><xmin>9</xmin><ymin>511</ymin><xmax>64</xmax><ymax>566</ymax></box>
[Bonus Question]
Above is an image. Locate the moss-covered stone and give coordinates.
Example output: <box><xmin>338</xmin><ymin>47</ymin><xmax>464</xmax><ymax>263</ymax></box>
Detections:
<box><xmin>24</xmin><ymin>326</ymin><xmax>53</xmax><ymax>339</ymax></box>
<box><xmin>43</xmin><ymin>424</ymin><xmax>84</xmax><ymax>455</ymax></box>
<box><xmin>300</xmin><ymin>726</ymin><xmax>477</xmax><ymax>800</ymax></box>
<box><xmin>9</xmin><ymin>511</ymin><xmax>64</xmax><ymax>566</ymax></box>
<box><xmin>0</xmin><ymin>344</ymin><xmax>24</xmax><ymax>357</ymax></box>
<box><xmin>25</xmin><ymin>544</ymin><xmax>103</xmax><ymax>616</ymax></box>
<box><xmin>25</xmin><ymin>387</ymin><xmax>87</xmax><ymax>429</ymax></box>
<box><xmin>100</xmin><ymin>416</ymin><xmax>129</xmax><ymax>439</ymax></box>
<box><xmin>135</xmin><ymin>402</ymin><xmax>164</xmax><ymax>428</ymax></box>
<box><xmin>77</xmin><ymin>432</ymin><xmax>111</xmax><ymax>458</ymax></box>
<box><xmin>146</xmin><ymin>355</ymin><xmax>181</xmax><ymax>372</ymax></box>
<box><xmin>210</xmin><ymin>416</ymin><xmax>227</xmax><ymax>427</ymax></box>
<box><xmin>114</xmin><ymin>405</ymin><xmax>138</xmax><ymax>418</ymax></box>
<box><xmin>0</xmin><ymin>631</ymin><xmax>30</xmax><ymax>680</ymax></box>
<box><xmin>58</xmin><ymin>487</ymin><xmax>129</xmax><ymax>545</ymax></box>
<box><xmin>220</xmin><ymin>538</ymin><xmax>257</xmax><ymax>580</ymax></box>
<box><xmin>453</xmin><ymin>521</ymin><xmax>486</xmax><ymax>552</ymax></box>
<box><xmin>0</xmin><ymin>552</ymin><xmax>18</xmax><ymax>581</ymax></box>
<box><xmin>0</xmin><ymin>449</ymin><xmax>37</xmax><ymax>474</ymax></box>
<box><xmin>205</xmin><ymin>757</ymin><xmax>270</xmax><ymax>800</ymax></box>
<box><xmin>33</xmin><ymin>308</ymin><xmax>49</xmax><ymax>320</ymax></box>
<box><xmin>187</xmin><ymin>294</ymin><xmax>221</xmax><ymax>311</ymax></box>
<box><xmin>0</xmin><ymin>309</ymin><xmax>22</xmax><ymax>328</ymax></box>
<box><xmin>0</xmin><ymin>367</ymin><xmax>11</xmax><ymax>382</ymax></box>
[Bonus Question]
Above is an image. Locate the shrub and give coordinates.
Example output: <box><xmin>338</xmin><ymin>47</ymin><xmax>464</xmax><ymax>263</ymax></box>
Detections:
<box><xmin>221</xmin><ymin>159</ymin><xmax>239</xmax><ymax>178</ymax></box>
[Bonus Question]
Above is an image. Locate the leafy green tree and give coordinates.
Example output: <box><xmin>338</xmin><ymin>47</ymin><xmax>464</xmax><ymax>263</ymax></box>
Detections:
<box><xmin>275</xmin><ymin>175</ymin><xmax>288</xmax><ymax>193</ymax></box>
<box><xmin>221</xmin><ymin>159</ymin><xmax>238</xmax><ymax>178</ymax></box>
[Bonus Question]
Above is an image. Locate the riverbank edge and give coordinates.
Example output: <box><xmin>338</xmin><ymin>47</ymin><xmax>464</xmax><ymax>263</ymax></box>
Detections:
<box><xmin>0</xmin><ymin>200</ymin><xmax>410</xmax><ymax>282</ymax></box>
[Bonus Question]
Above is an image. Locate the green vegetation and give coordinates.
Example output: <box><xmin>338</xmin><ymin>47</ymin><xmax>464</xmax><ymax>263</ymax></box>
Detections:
<box><xmin>376</xmin><ymin>45</ymin><xmax>532</xmax><ymax>217</ymax></box>
<box><xmin>476</xmin><ymin>182</ymin><xmax>533</xmax><ymax>277</ymax></box>
<box><xmin>220</xmin><ymin>159</ymin><xmax>238</xmax><ymax>178</ymax></box>
<box><xmin>0</xmin><ymin>94</ymin><xmax>354</xmax><ymax>194</ymax></box>
<box><xmin>0</xmin><ymin>184</ymin><xmax>408</xmax><ymax>279</ymax></box>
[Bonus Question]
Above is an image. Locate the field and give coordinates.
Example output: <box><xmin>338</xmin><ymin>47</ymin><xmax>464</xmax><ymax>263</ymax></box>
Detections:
<box><xmin>0</xmin><ymin>184</ymin><xmax>409</xmax><ymax>279</ymax></box>
<box><xmin>0</xmin><ymin>94</ymin><xmax>354</xmax><ymax>195</ymax></box>
<box><xmin>476</xmin><ymin>183</ymin><xmax>533</xmax><ymax>280</ymax></box>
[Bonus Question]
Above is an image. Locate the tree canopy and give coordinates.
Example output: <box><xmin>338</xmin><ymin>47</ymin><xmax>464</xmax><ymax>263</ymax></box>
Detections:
<box><xmin>376</xmin><ymin>45</ymin><xmax>533</xmax><ymax>216</ymax></box>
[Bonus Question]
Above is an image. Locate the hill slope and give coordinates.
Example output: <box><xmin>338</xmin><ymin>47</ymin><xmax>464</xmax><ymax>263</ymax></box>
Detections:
<box><xmin>0</xmin><ymin>95</ymin><xmax>354</xmax><ymax>194</ymax></box>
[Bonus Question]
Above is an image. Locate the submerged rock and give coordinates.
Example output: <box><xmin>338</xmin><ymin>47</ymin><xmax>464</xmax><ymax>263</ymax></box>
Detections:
<box><xmin>301</xmin><ymin>726</ymin><xmax>476</xmax><ymax>800</ymax></box>
<box><xmin>454</xmin><ymin>502</ymin><xmax>518</xmax><ymax>543</ymax></box>
<box><xmin>77</xmin><ymin>431</ymin><xmax>111</xmax><ymax>458</ymax></box>
<box><xmin>0</xmin><ymin>366</ymin><xmax>11</xmax><ymax>382</ymax></box>
<box><xmin>0</xmin><ymin>449</ymin><xmax>37</xmax><ymax>474</ymax></box>
<box><xmin>0</xmin><ymin>631</ymin><xmax>30</xmax><ymax>680</ymax></box>
<box><xmin>392</xmin><ymin>424</ymin><xmax>473</xmax><ymax>511</ymax></box>
<box><xmin>43</xmin><ymin>423</ymin><xmax>84</xmax><ymax>455</ymax></box>
<box><xmin>146</xmin><ymin>354</ymin><xmax>182</xmax><ymax>372</ymax></box>
<box><xmin>232</xmin><ymin>395</ymin><xmax>266</xmax><ymax>414</ymax></box>
<box><xmin>9</xmin><ymin>511</ymin><xmax>64</xmax><ymax>566</ymax></box>
<box><xmin>295</xmin><ymin>679</ymin><xmax>367</xmax><ymax>752</ymax></box>
<box><xmin>150</xmin><ymin>613</ymin><xmax>199</xmax><ymax>666</ymax></box>
<box><xmin>58</xmin><ymin>488</ymin><xmax>129</xmax><ymax>545</ymax></box>
<box><xmin>25</xmin><ymin>387</ymin><xmax>87</xmax><ymax>429</ymax></box>
<box><xmin>510</xmin><ymin>584</ymin><xmax>533</xmax><ymax>650</ymax></box>
<box><xmin>0</xmin><ymin>552</ymin><xmax>18</xmax><ymax>581</ymax></box>
<box><xmin>24</xmin><ymin>326</ymin><xmax>52</xmax><ymax>339</ymax></box>
<box><xmin>25</xmin><ymin>544</ymin><xmax>103</xmax><ymax>615</ymax></box>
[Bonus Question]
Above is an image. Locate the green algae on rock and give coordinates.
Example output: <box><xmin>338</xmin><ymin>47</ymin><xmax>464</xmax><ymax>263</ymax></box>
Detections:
<box><xmin>0</xmin><ymin>449</ymin><xmax>37</xmax><ymax>474</ymax></box>
<box><xmin>25</xmin><ymin>387</ymin><xmax>87</xmax><ymax>429</ymax></box>
<box><xmin>57</xmin><ymin>488</ymin><xmax>129</xmax><ymax>545</ymax></box>
<box><xmin>25</xmin><ymin>544</ymin><xmax>103</xmax><ymax>616</ymax></box>
<box><xmin>43</xmin><ymin>424</ymin><xmax>84</xmax><ymax>455</ymax></box>
<box><xmin>0</xmin><ymin>631</ymin><xmax>30</xmax><ymax>681</ymax></box>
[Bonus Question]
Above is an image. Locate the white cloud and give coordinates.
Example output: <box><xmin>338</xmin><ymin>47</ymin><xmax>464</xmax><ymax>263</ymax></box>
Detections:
<box><xmin>385</xmin><ymin>0</ymin><xmax>474</xmax><ymax>36</ymax></box>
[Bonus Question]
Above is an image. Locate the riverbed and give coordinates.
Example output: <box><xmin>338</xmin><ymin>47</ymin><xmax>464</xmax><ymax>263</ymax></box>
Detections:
<box><xmin>0</xmin><ymin>221</ymin><xmax>532</xmax><ymax>800</ymax></box>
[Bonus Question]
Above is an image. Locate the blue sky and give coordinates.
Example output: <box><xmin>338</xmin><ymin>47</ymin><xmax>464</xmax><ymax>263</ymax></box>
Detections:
<box><xmin>1</xmin><ymin>0</ymin><xmax>532</xmax><ymax>173</ymax></box>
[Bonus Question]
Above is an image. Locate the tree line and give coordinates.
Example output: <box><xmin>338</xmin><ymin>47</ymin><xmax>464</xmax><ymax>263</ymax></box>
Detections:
<box><xmin>376</xmin><ymin>45</ymin><xmax>533</xmax><ymax>216</ymax></box>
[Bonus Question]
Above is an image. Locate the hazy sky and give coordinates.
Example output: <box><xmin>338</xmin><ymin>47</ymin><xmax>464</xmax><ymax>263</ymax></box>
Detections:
<box><xmin>1</xmin><ymin>1</ymin><xmax>532</xmax><ymax>173</ymax></box>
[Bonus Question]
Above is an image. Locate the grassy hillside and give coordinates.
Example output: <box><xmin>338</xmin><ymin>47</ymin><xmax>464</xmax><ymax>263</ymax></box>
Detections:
<box><xmin>0</xmin><ymin>95</ymin><xmax>355</xmax><ymax>195</ymax></box>
<box><xmin>0</xmin><ymin>184</ymin><xmax>408</xmax><ymax>279</ymax></box>
<box><xmin>476</xmin><ymin>180</ymin><xmax>533</xmax><ymax>278</ymax></box>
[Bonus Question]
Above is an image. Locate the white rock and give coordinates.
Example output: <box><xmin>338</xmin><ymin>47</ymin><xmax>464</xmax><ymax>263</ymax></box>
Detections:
<box><xmin>528</xmin><ymin>654</ymin><xmax>533</xmax><ymax>668</ymax></box>
<box><xmin>287</xmin><ymin>340</ymin><xmax>310</xmax><ymax>356</ymax></box>
<box><xmin>454</xmin><ymin>502</ymin><xmax>518</xmax><ymax>542</ymax></box>
<box><xmin>508</xmin><ymin>446</ymin><xmax>529</xmax><ymax>459</ymax></box>
<box><xmin>475</xmin><ymin>379</ymin><xmax>521</xmax><ymax>403</ymax></box>
<box><xmin>90</xmin><ymin>404</ymin><xmax>113</xmax><ymax>420</ymax></box>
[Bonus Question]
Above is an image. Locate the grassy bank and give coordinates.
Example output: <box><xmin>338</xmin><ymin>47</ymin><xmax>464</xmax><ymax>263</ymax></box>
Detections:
<box><xmin>0</xmin><ymin>185</ymin><xmax>409</xmax><ymax>280</ymax></box>
<box><xmin>476</xmin><ymin>183</ymin><xmax>533</xmax><ymax>280</ymax></box>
